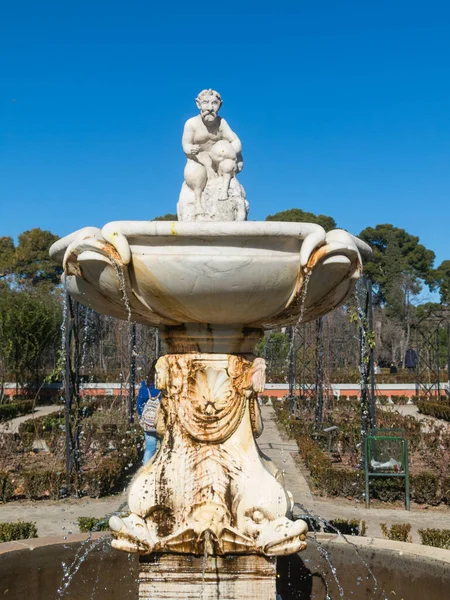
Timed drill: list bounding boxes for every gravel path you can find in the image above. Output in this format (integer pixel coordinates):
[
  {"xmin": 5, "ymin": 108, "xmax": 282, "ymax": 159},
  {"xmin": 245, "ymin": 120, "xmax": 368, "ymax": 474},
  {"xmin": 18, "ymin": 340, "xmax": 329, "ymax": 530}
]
[
  {"xmin": 380, "ymin": 403, "xmax": 450, "ymax": 431},
  {"xmin": 0, "ymin": 404, "xmax": 62, "ymax": 434}
]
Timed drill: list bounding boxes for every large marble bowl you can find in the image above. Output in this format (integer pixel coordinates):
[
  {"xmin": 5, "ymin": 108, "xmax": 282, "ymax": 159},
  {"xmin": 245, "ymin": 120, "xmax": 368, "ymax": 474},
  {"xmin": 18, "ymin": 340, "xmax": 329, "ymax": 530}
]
[{"xmin": 50, "ymin": 221, "xmax": 370, "ymax": 352}]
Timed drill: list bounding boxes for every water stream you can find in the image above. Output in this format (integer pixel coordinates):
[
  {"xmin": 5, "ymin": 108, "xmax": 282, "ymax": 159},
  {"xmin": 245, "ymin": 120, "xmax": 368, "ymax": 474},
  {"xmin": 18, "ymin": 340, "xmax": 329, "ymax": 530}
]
[
  {"xmin": 59, "ymin": 294, "xmax": 68, "ymax": 404},
  {"xmin": 56, "ymin": 500, "xmax": 130, "ymax": 597},
  {"xmin": 199, "ymin": 531, "xmax": 211, "ymax": 600},
  {"xmin": 80, "ymin": 306, "xmax": 92, "ymax": 386},
  {"xmin": 57, "ymin": 535, "xmax": 110, "ymax": 597},
  {"xmin": 111, "ymin": 259, "xmax": 132, "ymax": 324},
  {"xmin": 293, "ymin": 502, "xmax": 389, "ymax": 600}
]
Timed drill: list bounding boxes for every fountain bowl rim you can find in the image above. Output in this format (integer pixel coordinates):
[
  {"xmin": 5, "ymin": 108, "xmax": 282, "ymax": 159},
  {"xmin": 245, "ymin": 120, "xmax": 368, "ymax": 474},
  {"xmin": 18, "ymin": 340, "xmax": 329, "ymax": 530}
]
[{"xmin": 50, "ymin": 220, "xmax": 372, "ymax": 263}]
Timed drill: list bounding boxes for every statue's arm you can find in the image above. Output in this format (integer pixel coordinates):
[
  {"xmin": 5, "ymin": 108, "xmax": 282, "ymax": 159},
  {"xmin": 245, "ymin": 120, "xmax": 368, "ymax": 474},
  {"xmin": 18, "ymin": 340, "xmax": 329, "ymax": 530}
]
[
  {"xmin": 220, "ymin": 118, "xmax": 242, "ymax": 153},
  {"xmin": 182, "ymin": 119, "xmax": 200, "ymax": 157},
  {"xmin": 220, "ymin": 118, "xmax": 243, "ymax": 171}
]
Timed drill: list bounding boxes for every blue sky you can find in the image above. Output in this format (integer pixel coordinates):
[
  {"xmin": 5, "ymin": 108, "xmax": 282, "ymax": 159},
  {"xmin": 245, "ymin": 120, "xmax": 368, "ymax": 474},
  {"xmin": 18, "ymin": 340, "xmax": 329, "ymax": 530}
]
[{"xmin": 1, "ymin": 1, "xmax": 449, "ymax": 269}]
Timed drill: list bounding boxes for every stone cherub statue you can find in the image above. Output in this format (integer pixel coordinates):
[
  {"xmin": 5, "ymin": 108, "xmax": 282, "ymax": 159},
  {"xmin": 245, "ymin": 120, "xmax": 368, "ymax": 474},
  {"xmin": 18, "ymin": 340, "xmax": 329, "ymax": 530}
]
[{"xmin": 177, "ymin": 89, "xmax": 249, "ymax": 221}]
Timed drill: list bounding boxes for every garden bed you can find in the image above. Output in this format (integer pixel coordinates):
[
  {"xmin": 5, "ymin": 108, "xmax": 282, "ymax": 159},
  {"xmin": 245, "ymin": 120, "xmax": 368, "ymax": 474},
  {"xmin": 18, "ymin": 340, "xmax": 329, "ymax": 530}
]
[
  {"xmin": 0, "ymin": 398, "xmax": 143, "ymax": 502},
  {"xmin": 273, "ymin": 401, "xmax": 450, "ymax": 506}
]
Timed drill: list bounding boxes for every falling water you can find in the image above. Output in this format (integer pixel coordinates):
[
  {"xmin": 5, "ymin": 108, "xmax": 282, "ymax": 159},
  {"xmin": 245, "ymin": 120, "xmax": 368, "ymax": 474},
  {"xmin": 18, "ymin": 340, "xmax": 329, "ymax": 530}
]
[
  {"xmin": 57, "ymin": 535, "xmax": 110, "ymax": 597},
  {"xmin": 56, "ymin": 497, "xmax": 130, "ymax": 597},
  {"xmin": 296, "ymin": 269, "xmax": 312, "ymax": 328},
  {"xmin": 353, "ymin": 282, "xmax": 372, "ymax": 458},
  {"xmin": 287, "ymin": 270, "xmax": 312, "ymax": 403},
  {"xmin": 111, "ymin": 259, "xmax": 132, "ymax": 324},
  {"xmin": 308, "ymin": 534, "xmax": 345, "ymax": 598},
  {"xmin": 199, "ymin": 531, "xmax": 211, "ymax": 600},
  {"xmin": 294, "ymin": 502, "xmax": 389, "ymax": 600},
  {"xmin": 80, "ymin": 306, "xmax": 92, "ymax": 384},
  {"xmin": 59, "ymin": 294, "xmax": 68, "ymax": 404}
]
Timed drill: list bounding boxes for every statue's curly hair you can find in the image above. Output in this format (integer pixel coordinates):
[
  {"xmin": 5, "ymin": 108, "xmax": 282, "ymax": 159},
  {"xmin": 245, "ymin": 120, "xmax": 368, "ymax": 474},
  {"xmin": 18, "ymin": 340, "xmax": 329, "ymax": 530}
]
[{"xmin": 196, "ymin": 89, "xmax": 222, "ymax": 105}]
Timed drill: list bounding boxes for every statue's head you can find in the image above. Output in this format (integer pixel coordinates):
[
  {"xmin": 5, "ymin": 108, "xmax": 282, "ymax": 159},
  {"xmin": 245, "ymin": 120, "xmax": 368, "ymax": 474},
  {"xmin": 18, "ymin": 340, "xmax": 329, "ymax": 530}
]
[{"xmin": 196, "ymin": 89, "xmax": 222, "ymax": 123}]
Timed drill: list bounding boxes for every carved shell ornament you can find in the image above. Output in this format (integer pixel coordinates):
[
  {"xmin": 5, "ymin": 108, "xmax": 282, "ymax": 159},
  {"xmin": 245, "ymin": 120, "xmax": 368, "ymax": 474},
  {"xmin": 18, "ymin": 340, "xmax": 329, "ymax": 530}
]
[{"xmin": 182, "ymin": 365, "xmax": 246, "ymax": 443}]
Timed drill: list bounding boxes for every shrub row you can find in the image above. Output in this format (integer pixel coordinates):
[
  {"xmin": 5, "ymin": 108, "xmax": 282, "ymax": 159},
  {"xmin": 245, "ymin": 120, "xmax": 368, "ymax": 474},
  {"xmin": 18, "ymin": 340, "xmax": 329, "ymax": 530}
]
[
  {"xmin": 380, "ymin": 522, "xmax": 412, "ymax": 542},
  {"xmin": 417, "ymin": 401, "xmax": 450, "ymax": 422},
  {"xmin": 0, "ymin": 401, "xmax": 33, "ymax": 421},
  {"xmin": 0, "ymin": 521, "xmax": 38, "ymax": 542},
  {"xmin": 0, "ymin": 430, "xmax": 142, "ymax": 501},
  {"xmin": 418, "ymin": 528, "xmax": 450, "ymax": 550}
]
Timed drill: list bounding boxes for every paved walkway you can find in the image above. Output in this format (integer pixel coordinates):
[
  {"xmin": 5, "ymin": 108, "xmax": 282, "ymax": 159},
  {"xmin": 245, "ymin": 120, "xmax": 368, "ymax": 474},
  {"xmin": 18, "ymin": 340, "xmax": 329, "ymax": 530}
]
[
  {"xmin": 0, "ymin": 404, "xmax": 62, "ymax": 434},
  {"xmin": 1, "ymin": 404, "xmax": 449, "ymax": 542}
]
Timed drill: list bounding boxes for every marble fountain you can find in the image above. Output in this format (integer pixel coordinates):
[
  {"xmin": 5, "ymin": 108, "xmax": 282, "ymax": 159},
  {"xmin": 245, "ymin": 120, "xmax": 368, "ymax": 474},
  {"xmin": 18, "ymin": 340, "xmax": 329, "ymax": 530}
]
[{"xmin": 2, "ymin": 90, "xmax": 449, "ymax": 599}]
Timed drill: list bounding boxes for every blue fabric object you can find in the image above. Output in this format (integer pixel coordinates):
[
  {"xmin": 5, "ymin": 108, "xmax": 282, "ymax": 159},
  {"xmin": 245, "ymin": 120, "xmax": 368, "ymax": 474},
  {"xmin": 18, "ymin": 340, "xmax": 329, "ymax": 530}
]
[
  {"xmin": 148, "ymin": 383, "xmax": 161, "ymax": 399},
  {"xmin": 143, "ymin": 431, "xmax": 158, "ymax": 464},
  {"xmin": 136, "ymin": 380, "xmax": 149, "ymax": 418}
]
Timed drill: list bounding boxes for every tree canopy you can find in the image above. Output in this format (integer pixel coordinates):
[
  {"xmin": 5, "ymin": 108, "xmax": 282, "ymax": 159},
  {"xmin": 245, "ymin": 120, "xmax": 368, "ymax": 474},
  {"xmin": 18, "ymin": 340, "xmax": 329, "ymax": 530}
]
[
  {"xmin": 0, "ymin": 286, "xmax": 62, "ymax": 387},
  {"xmin": 435, "ymin": 260, "xmax": 450, "ymax": 305},
  {"xmin": 152, "ymin": 213, "xmax": 178, "ymax": 221},
  {"xmin": 359, "ymin": 224, "xmax": 435, "ymax": 314},
  {"xmin": 0, "ymin": 237, "xmax": 15, "ymax": 280},
  {"xmin": 0, "ymin": 228, "xmax": 62, "ymax": 288},
  {"xmin": 265, "ymin": 208, "xmax": 336, "ymax": 231}
]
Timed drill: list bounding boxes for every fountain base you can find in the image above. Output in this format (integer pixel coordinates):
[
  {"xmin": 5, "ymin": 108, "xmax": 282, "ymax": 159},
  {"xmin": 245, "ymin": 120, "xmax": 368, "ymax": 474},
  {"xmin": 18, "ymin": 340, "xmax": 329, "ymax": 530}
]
[
  {"xmin": 139, "ymin": 554, "xmax": 276, "ymax": 599},
  {"xmin": 111, "ymin": 353, "xmax": 307, "ymax": 557}
]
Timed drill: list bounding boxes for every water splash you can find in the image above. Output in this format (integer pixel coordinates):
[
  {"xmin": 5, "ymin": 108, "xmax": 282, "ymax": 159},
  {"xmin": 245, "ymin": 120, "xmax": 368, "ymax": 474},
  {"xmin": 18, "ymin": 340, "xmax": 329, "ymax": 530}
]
[
  {"xmin": 294, "ymin": 502, "xmax": 389, "ymax": 600},
  {"xmin": 57, "ymin": 535, "xmax": 109, "ymax": 597},
  {"xmin": 308, "ymin": 534, "xmax": 345, "ymax": 598}
]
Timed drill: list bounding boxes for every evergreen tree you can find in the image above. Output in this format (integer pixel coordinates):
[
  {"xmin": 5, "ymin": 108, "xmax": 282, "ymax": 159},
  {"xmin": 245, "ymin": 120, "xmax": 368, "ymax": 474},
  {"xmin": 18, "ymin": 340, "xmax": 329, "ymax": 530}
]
[{"xmin": 265, "ymin": 208, "xmax": 336, "ymax": 231}]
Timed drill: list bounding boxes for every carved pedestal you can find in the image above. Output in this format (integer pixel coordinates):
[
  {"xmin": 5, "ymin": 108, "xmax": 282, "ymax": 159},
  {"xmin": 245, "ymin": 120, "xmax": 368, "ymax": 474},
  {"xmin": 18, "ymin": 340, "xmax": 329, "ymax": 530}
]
[
  {"xmin": 110, "ymin": 353, "xmax": 307, "ymax": 598},
  {"xmin": 139, "ymin": 554, "xmax": 276, "ymax": 600}
]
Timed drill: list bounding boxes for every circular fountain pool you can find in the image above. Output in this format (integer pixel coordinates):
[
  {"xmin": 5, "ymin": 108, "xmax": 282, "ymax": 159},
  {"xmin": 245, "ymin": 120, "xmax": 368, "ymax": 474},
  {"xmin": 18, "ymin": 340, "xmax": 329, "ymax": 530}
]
[{"xmin": 1, "ymin": 533, "xmax": 449, "ymax": 599}]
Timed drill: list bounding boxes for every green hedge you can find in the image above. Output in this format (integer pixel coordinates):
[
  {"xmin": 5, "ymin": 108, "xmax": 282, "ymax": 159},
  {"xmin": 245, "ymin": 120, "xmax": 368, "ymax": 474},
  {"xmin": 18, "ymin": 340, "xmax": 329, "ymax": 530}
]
[
  {"xmin": 0, "ymin": 471, "xmax": 14, "ymax": 502},
  {"xmin": 380, "ymin": 522, "xmax": 411, "ymax": 542},
  {"xmin": 375, "ymin": 395, "xmax": 390, "ymax": 405},
  {"xmin": 391, "ymin": 395, "xmax": 410, "ymax": 405},
  {"xmin": 417, "ymin": 401, "xmax": 450, "ymax": 422},
  {"xmin": 0, "ymin": 401, "xmax": 33, "ymax": 421},
  {"xmin": 20, "ymin": 470, "xmax": 68, "ymax": 500},
  {"xmin": 0, "ymin": 521, "xmax": 37, "ymax": 542},
  {"xmin": 418, "ymin": 528, "xmax": 450, "ymax": 550},
  {"xmin": 442, "ymin": 476, "xmax": 450, "ymax": 506},
  {"xmin": 78, "ymin": 516, "xmax": 110, "ymax": 533},
  {"xmin": 411, "ymin": 472, "xmax": 440, "ymax": 505},
  {"xmin": 324, "ymin": 519, "xmax": 366, "ymax": 536}
]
